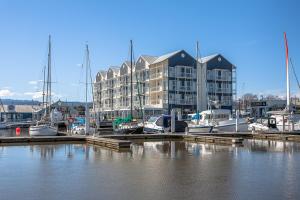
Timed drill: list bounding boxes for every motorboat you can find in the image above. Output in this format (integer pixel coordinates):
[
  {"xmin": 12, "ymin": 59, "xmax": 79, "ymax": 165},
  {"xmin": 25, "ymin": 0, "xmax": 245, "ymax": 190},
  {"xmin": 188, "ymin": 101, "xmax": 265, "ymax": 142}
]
[
  {"xmin": 114, "ymin": 122, "xmax": 144, "ymax": 134},
  {"xmin": 248, "ymin": 117, "xmax": 278, "ymax": 132},
  {"xmin": 187, "ymin": 109, "xmax": 248, "ymax": 133},
  {"xmin": 143, "ymin": 115, "xmax": 187, "ymax": 134},
  {"xmin": 248, "ymin": 111, "xmax": 300, "ymax": 132}
]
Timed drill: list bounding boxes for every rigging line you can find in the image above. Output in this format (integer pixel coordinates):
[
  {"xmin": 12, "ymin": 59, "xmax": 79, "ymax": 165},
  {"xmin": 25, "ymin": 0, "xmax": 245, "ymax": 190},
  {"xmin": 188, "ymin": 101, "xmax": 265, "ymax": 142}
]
[
  {"xmin": 290, "ymin": 58, "xmax": 300, "ymax": 91},
  {"xmin": 88, "ymin": 49, "xmax": 96, "ymax": 115}
]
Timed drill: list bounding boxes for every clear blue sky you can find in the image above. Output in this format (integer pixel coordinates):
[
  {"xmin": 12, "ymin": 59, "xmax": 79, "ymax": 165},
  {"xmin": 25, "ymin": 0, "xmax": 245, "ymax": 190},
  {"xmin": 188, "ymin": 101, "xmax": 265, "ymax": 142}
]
[{"xmin": 0, "ymin": 0, "xmax": 299, "ymax": 101}]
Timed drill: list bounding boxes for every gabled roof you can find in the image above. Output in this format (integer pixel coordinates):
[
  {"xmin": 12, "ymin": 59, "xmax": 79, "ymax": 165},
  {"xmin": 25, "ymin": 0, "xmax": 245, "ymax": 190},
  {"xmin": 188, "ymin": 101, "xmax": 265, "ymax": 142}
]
[
  {"xmin": 199, "ymin": 53, "xmax": 236, "ymax": 67},
  {"xmin": 151, "ymin": 50, "xmax": 182, "ymax": 64},
  {"xmin": 124, "ymin": 61, "xmax": 135, "ymax": 67},
  {"xmin": 199, "ymin": 54, "xmax": 219, "ymax": 63},
  {"xmin": 109, "ymin": 66, "xmax": 120, "ymax": 74},
  {"xmin": 140, "ymin": 55, "xmax": 158, "ymax": 64}
]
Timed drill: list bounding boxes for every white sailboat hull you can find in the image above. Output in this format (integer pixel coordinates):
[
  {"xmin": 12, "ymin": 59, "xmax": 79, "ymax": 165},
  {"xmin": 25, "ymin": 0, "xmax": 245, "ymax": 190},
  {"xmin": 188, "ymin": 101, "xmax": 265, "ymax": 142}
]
[
  {"xmin": 216, "ymin": 122, "xmax": 249, "ymax": 132},
  {"xmin": 188, "ymin": 125, "xmax": 213, "ymax": 133},
  {"xmin": 29, "ymin": 124, "xmax": 57, "ymax": 136}
]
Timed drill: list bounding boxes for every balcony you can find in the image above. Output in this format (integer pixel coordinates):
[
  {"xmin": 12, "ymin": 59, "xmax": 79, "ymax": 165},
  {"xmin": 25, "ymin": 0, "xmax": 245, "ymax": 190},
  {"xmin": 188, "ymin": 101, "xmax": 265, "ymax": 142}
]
[
  {"xmin": 150, "ymin": 86, "xmax": 163, "ymax": 92},
  {"xmin": 150, "ymin": 72, "xmax": 163, "ymax": 79},
  {"xmin": 177, "ymin": 72, "xmax": 193, "ymax": 78},
  {"xmin": 150, "ymin": 99, "xmax": 163, "ymax": 105}
]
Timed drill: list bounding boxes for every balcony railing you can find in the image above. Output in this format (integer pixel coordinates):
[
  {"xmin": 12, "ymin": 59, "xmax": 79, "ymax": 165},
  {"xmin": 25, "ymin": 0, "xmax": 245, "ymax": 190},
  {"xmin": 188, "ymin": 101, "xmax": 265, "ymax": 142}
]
[
  {"xmin": 150, "ymin": 72, "xmax": 163, "ymax": 79},
  {"xmin": 208, "ymin": 88, "xmax": 232, "ymax": 93},
  {"xmin": 150, "ymin": 86, "xmax": 163, "ymax": 92}
]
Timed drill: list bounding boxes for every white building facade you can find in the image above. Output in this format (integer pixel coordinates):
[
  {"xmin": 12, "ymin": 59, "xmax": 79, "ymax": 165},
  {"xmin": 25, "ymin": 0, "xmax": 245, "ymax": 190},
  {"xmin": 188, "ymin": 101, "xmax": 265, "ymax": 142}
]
[{"xmin": 94, "ymin": 50, "xmax": 236, "ymax": 120}]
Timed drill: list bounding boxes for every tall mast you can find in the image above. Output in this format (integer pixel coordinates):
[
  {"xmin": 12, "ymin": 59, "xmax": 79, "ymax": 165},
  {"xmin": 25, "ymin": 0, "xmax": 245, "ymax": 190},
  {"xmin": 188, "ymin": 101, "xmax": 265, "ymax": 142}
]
[
  {"xmin": 42, "ymin": 65, "xmax": 46, "ymax": 109},
  {"xmin": 46, "ymin": 35, "xmax": 52, "ymax": 116},
  {"xmin": 196, "ymin": 41, "xmax": 200, "ymax": 112},
  {"xmin": 130, "ymin": 40, "xmax": 133, "ymax": 118},
  {"xmin": 284, "ymin": 32, "xmax": 290, "ymax": 111},
  {"xmin": 85, "ymin": 43, "xmax": 90, "ymax": 134}
]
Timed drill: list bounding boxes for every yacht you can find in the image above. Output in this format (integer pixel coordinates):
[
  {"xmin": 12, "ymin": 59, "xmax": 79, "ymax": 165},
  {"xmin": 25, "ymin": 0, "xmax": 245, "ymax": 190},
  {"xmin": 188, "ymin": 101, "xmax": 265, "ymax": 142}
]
[
  {"xmin": 29, "ymin": 35, "xmax": 57, "ymax": 136},
  {"xmin": 188, "ymin": 109, "xmax": 248, "ymax": 133},
  {"xmin": 143, "ymin": 115, "xmax": 187, "ymax": 134}
]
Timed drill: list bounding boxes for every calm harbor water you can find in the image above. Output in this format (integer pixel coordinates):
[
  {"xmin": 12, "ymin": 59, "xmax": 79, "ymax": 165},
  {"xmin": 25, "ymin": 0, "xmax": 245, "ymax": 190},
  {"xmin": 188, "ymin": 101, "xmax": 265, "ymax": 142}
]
[
  {"xmin": 0, "ymin": 140, "xmax": 300, "ymax": 200},
  {"xmin": 0, "ymin": 128, "xmax": 29, "ymax": 137}
]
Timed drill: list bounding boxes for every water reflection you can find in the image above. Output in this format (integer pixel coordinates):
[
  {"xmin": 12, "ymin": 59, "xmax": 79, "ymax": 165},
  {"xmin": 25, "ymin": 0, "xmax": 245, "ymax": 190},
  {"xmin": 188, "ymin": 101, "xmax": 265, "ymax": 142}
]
[
  {"xmin": 1, "ymin": 141, "xmax": 300, "ymax": 200},
  {"xmin": 246, "ymin": 139, "xmax": 300, "ymax": 153}
]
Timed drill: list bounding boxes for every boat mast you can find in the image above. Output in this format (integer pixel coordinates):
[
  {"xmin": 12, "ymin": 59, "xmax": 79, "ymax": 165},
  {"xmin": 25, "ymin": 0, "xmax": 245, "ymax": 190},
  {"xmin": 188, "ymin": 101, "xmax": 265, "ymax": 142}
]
[
  {"xmin": 284, "ymin": 32, "xmax": 290, "ymax": 111},
  {"xmin": 85, "ymin": 43, "xmax": 90, "ymax": 135},
  {"xmin": 196, "ymin": 41, "xmax": 200, "ymax": 112},
  {"xmin": 42, "ymin": 65, "xmax": 46, "ymax": 109},
  {"xmin": 46, "ymin": 35, "xmax": 52, "ymax": 117},
  {"xmin": 130, "ymin": 40, "xmax": 133, "ymax": 118}
]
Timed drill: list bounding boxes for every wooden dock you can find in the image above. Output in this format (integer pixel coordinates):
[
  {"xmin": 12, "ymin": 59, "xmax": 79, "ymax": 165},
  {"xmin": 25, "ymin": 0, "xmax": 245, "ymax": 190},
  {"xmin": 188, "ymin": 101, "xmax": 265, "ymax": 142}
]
[
  {"xmin": 1, "ymin": 132, "xmax": 300, "ymax": 150},
  {"xmin": 183, "ymin": 135, "xmax": 244, "ymax": 145},
  {"xmin": 86, "ymin": 137, "xmax": 131, "ymax": 150},
  {"xmin": 100, "ymin": 134, "xmax": 183, "ymax": 140},
  {"xmin": 253, "ymin": 133, "xmax": 300, "ymax": 142},
  {"xmin": 0, "ymin": 136, "xmax": 86, "ymax": 144}
]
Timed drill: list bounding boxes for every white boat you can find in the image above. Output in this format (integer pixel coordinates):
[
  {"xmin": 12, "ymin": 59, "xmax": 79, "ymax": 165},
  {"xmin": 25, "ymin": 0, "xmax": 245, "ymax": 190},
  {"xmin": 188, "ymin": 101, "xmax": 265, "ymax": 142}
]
[
  {"xmin": 188, "ymin": 109, "xmax": 248, "ymax": 133},
  {"xmin": 215, "ymin": 118, "xmax": 249, "ymax": 132},
  {"xmin": 188, "ymin": 124, "xmax": 213, "ymax": 133},
  {"xmin": 29, "ymin": 123, "xmax": 57, "ymax": 136},
  {"xmin": 248, "ymin": 33, "xmax": 300, "ymax": 133},
  {"xmin": 29, "ymin": 35, "xmax": 58, "ymax": 136},
  {"xmin": 144, "ymin": 115, "xmax": 187, "ymax": 134}
]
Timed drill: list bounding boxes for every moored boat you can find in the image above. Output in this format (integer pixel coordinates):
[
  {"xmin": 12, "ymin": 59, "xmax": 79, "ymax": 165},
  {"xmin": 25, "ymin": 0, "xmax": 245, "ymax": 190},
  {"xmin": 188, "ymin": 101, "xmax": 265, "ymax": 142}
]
[
  {"xmin": 29, "ymin": 123, "xmax": 57, "ymax": 136},
  {"xmin": 143, "ymin": 115, "xmax": 187, "ymax": 134},
  {"xmin": 29, "ymin": 35, "xmax": 58, "ymax": 136}
]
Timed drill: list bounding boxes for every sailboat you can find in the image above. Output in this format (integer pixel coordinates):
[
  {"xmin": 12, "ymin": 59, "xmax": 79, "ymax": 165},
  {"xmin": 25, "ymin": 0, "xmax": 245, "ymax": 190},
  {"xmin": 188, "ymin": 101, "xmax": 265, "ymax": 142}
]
[
  {"xmin": 187, "ymin": 41, "xmax": 214, "ymax": 133},
  {"xmin": 113, "ymin": 40, "xmax": 143, "ymax": 134},
  {"xmin": 29, "ymin": 35, "xmax": 58, "ymax": 136},
  {"xmin": 249, "ymin": 32, "xmax": 300, "ymax": 132},
  {"xmin": 71, "ymin": 44, "xmax": 96, "ymax": 135}
]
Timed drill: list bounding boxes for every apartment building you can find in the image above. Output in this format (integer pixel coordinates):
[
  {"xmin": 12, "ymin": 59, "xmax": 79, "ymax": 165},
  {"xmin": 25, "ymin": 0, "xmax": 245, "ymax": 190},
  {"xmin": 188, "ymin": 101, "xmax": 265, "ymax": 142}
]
[
  {"xmin": 201, "ymin": 54, "xmax": 236, "ymax": 110},
  {"xmin": 94, "ymin": 50, "xmax": 236, "ymax": 119}
]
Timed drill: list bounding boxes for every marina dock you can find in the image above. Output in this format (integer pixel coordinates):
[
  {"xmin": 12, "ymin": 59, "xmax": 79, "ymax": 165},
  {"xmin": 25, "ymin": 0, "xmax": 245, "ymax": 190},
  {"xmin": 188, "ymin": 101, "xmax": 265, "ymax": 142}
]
[{"xmin": 2, "ymin": 132, "xmax": 300, "ymax": 150}]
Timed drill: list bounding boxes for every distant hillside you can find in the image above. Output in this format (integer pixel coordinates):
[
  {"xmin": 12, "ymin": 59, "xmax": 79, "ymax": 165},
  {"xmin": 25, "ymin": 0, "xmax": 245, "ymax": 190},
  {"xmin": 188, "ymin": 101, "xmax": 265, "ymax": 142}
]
[{"xmin": 0, "ymin": 99, "xmax": 41, "ymax": 105}]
